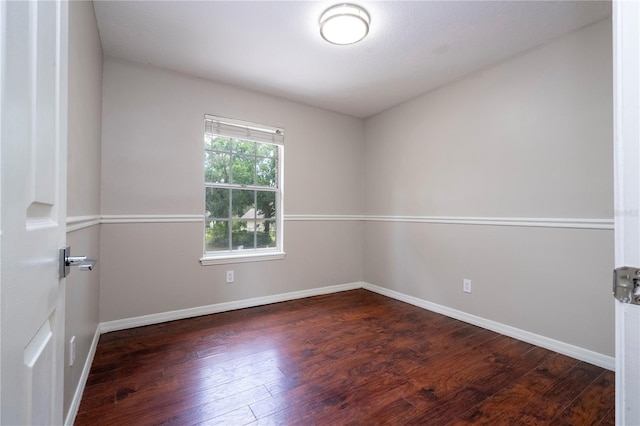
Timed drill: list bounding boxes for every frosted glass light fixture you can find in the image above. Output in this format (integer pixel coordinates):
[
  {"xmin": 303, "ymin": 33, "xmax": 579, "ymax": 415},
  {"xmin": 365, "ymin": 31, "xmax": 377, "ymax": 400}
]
[{"xmin": 320, "ymin": 4, "xmax": 370, "ymax": 45}]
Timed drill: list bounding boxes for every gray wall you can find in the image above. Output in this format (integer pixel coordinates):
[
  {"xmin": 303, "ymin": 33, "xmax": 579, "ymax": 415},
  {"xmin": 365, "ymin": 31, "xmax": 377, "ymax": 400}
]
[
  {"xmin": 363, "ymin": 19, "xmax": 614, "ymax": 356},
  {"xmin": 64, "ymin": 0, "xmax": 102, "ymax": 419},
  {"xmin": 99, "ymin": 58, "xmax": 364, "ymax": 321},
  {"xmin": 95, "ymin": 15, "xmax": 614, "ymax": 364}
]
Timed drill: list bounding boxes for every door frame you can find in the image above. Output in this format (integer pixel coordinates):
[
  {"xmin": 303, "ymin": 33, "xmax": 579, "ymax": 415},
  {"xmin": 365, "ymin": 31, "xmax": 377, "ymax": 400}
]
[{"xmin": 613, "ymin": 0, "xmax": 640, "ymax": 423}]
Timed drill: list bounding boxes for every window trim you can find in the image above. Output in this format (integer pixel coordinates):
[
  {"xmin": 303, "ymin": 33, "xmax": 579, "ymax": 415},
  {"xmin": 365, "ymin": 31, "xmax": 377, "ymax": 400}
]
[
  {"xmin": 201, "ymin": 115, "xmax": 284, "ymax": 265},
  {"xmin": 200, "ymin": 251, "xmax": 286, "ymax": 266}
]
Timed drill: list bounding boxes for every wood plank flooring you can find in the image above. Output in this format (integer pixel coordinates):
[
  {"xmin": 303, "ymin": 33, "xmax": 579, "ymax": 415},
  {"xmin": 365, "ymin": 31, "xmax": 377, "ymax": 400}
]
[{"xmin": 75, "ymin": 289, "xmax": 614, "ymax": 425}]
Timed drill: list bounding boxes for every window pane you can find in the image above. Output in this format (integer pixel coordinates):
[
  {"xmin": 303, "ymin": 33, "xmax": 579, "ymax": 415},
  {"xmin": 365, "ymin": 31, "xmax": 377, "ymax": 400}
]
[
  {"xmin": 257, "ymin": 220, "xmax": 276, "ymax": 249},
  {"xmin": 205, "ymin": 188, "xmax": 229, "ymax": 219},
  {"xmin": 205, "ymin": 151, "xmax": 230, "ymax": 183},
  {"xmin": 256, "ymin": 157, "xmax": 277, "ymax": 187},
  {"xmin": 205, "ymin": 220, "xmax": 230, "ymax": 252},
  {"xmin": 257, "ymin": 144, "xmax": 277, "ymax": 158},
  {"xmin": 231, "ymin": 154, "xmax": 255, "ymax": 185},
  {"xmin": 256, "ymin": 191, "xmax": 276, "ymax": 219},
  {"xmin": 206, "ymin": 136, "xmax": 232, "ymax": 152},
  {"xmin": 232, "ymin": 140, "xmax": 255, "ymax": 154},
  {"xmin": 231, "ymin": 189, "xmax": 255, "ymax": 219},
  {"xmin": 232, "ymin": 220, "xmax": 256, "ymax": 250}
]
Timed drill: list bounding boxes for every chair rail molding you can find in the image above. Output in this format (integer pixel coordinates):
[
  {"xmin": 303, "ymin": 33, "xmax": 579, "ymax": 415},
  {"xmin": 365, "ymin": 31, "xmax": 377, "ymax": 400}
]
[
  {"xmin": 68, "ymin": 214, "xmax": 613, "ymax": 230},
  {"xmin": 66, "ymin": 215, "xmax": 101, "ymax": 232},
  {"xmin": 100, "ymin": 214, "xmax": 205, "ymax": 224},
  {"xmin": 363, "ymin": 215, "xmax": 614, "ymax": 230}
]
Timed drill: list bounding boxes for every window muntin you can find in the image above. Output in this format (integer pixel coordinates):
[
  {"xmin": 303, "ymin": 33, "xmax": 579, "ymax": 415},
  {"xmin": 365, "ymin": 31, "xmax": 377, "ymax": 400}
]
[{"xmin": 203, "ymin": 116, "xmax": 283, "ymax": 258}]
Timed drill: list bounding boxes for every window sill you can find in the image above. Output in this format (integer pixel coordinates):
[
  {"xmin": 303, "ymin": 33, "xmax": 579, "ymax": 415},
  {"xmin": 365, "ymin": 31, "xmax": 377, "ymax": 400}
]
[{"xmin": 200, "ymin": 251, "xmax": 286, "ymax": 266}]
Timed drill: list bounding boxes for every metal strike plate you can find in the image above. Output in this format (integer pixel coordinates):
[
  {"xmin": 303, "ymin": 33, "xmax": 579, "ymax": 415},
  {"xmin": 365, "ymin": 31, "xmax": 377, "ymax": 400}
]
[{"xmin": 613, "ymin": 267, "xmax": 640, "ymax": 305}]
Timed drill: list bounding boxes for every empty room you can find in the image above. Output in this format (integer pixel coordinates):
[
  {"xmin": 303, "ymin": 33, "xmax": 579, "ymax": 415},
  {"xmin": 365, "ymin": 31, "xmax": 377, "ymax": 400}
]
[{"xmin": 2, "ymin": 0, "xmax": 639, "ymax": 425}]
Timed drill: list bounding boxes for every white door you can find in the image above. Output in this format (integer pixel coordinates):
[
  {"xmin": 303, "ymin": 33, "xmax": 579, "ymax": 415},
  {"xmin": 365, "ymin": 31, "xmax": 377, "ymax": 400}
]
[
  {"xmin": 613, "ymin": 1, "xmax": 640, "ymax": 424},
  {"xmin": 0, "ymin": 0, "xmax": 68, "ymax": 424}
]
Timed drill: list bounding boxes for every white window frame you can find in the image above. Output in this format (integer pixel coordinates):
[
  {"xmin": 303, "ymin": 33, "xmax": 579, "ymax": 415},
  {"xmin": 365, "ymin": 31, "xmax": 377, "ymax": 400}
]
[{"xmin": 200, "ymin": 115, "xmax": 285, "ymax": 266}]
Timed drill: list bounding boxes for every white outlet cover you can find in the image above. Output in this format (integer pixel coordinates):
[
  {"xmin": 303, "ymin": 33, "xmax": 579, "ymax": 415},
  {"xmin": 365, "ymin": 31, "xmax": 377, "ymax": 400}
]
[
  {"xmin": 226, "ymin": 270, "xmax": 234, "ymax": 283},
  {"xmin": 463, "ymin": 279, "xmax": 472, "ymax": 293}
]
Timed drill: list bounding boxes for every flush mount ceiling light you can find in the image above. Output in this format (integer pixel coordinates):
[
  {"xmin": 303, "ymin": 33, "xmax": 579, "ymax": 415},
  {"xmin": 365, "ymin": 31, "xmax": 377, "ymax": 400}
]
[{"xmin": 320, "ymin": 3, "xmax": 370, "ymax": 45}]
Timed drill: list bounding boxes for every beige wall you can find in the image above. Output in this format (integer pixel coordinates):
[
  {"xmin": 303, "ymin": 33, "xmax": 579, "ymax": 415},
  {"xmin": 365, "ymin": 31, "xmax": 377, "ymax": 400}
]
[
  {"xmin": 64, "ymin": 0, "xmax": 103, "ymax": 419},
  {"xmin": 363, "ymin": 19, "xmax": 614, "ymax": 356},
  {"xmin": 99, "ymin": 58, "xmax": 364, "ymax": 321}
]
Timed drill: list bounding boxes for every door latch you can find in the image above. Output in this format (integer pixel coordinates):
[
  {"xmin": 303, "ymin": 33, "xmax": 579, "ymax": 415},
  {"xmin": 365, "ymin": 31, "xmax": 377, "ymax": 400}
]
[{"xmin": 613, "ymin": 267, "xmax": 640, "ymax": 305}]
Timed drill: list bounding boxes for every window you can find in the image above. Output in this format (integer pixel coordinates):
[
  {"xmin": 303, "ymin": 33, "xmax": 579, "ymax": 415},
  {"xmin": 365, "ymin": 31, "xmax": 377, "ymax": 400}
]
[{"xmin": 201, "ymin": 115, "xmax": 284, "ymax": 265}]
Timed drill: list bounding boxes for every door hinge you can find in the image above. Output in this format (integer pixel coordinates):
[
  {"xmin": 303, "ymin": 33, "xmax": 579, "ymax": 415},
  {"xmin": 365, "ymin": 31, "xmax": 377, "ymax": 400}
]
[{"xmin": 613, "ymin": 267, "xmax": 640, "ymax": 305}]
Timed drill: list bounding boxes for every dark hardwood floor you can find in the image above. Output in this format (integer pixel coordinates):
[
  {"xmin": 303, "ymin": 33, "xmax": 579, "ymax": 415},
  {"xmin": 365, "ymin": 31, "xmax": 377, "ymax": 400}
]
[{"xmin": 75, "ymin": 289, "xmax": 614, "ymax": 425}]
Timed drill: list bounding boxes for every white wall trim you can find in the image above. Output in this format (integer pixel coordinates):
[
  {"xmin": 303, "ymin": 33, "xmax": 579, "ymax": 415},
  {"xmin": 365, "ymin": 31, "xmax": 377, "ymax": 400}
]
[
  {"xmin": 363, "ymin": 215, "xmax": 614, "ymax": 230},
  {"xmin": 101, "ymin": 214, "xmax": 204, "ymax": 224},
  {"xmin": 66, "ymin": 215, "xmax": 101, "ymax": 232},
  {"xmin": 362, "ymin": 282, "xmax": 615, "ymax": 371},
  {"xmin": 99, "ymin": 282, "xmax": 363, "ymax": 333},
  {"xmin": 200, "ymin": 251, "xmax": 286, "ymax": 266},
  {"xmin": 64, "ymin": 326, "xmax": 101, "ymax": 426},
  {"xmin": 285, "ymin": 214, "xmax": 363, "ymax": 221},
  {"xmin": 67, "ymin": 214, "xmax": 613, "ymax": 230}
]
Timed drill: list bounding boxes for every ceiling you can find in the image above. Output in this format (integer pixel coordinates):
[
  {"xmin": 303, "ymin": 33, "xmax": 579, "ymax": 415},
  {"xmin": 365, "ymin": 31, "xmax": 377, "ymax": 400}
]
[{"xmin": 94, "ymin": 1, "xmax": 611, "ymax": 118}]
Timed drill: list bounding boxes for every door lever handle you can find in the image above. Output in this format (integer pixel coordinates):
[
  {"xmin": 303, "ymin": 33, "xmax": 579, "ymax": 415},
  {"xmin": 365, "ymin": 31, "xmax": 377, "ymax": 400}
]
[
  {"xmin": 59, "ymin": 247, "xmax": 98, "ymax": 278},
  {"xmin": 67, "ymin": 256, "xmax": 97, "ymax": 271}
]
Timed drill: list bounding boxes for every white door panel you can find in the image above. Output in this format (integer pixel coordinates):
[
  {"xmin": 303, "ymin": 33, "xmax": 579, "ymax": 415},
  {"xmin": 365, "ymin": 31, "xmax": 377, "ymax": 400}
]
[
  {"xmin": 1, "ymin": 0, "xmax": 68, "ymax": 424},
  {"xmin": 24, "ymin": 319, "xmax": 55, "ymax": 426}
]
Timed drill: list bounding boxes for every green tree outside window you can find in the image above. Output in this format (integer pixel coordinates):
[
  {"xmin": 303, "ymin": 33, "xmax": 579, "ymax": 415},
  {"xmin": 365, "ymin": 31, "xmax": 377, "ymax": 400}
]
[{"xmin": 204, "ymin": 136, "xmax": 279, "ymax": 253}]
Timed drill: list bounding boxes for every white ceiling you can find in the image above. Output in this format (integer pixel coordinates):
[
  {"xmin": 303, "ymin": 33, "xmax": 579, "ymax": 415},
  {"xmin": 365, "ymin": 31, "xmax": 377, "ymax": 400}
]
[{"xmin": 94, "ymin": 1, "xmax": 611, "ymax": 118}]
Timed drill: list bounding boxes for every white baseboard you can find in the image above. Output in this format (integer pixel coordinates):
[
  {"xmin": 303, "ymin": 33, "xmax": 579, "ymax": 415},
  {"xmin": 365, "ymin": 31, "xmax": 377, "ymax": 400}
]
[
  {"xmin": 361, "ymin": 282, "xmax": 615, "ymax": 371},
  {"xmin": 64, "ymin": 326, "xmax": 101, "ymax": 426},
  {"xmin": 99, "ymin": 280, "xmax": 614, "ymax": 370},
  {"xmin": 100, "ymin": 282, "xmax": 363, "ymax": 333}
]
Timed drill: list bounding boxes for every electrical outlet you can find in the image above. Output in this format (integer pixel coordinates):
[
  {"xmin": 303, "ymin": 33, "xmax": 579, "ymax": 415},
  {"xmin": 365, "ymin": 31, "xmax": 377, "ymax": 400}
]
[
  {"xmin": 463, "ymin": 279, "xmax": 472, "ymax": 293},
  {"xmin": 226, "ymin": 270, "xmax": 234, "ymax": 283},
  {"xmin": 69, "ymin": 336, "xmax": 76, "ymax": 367}
]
